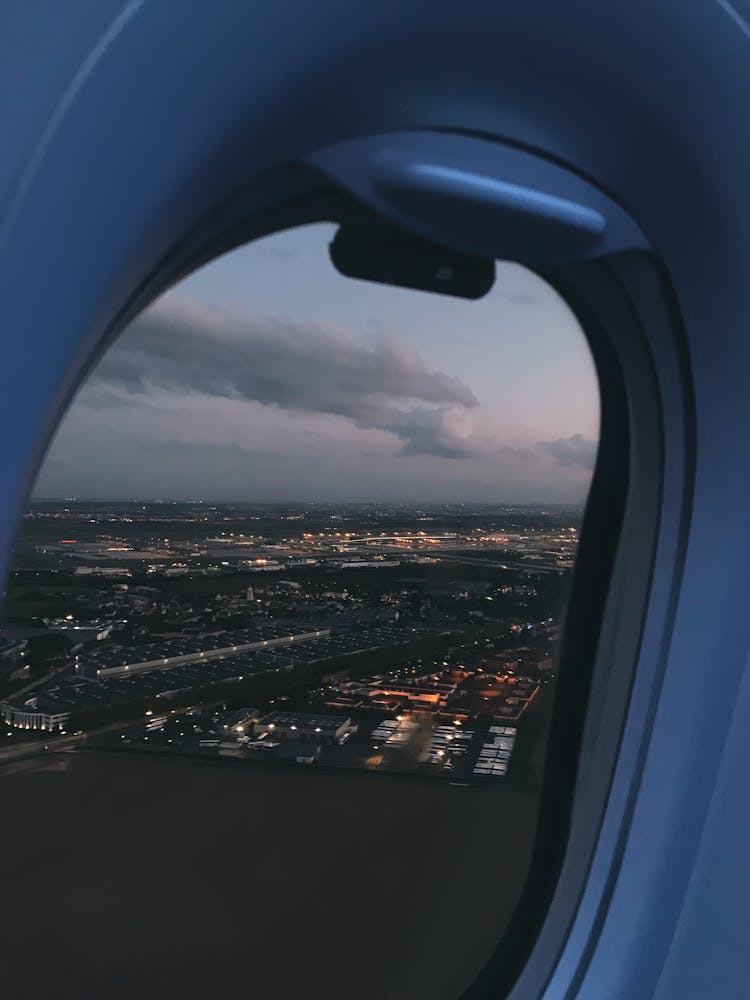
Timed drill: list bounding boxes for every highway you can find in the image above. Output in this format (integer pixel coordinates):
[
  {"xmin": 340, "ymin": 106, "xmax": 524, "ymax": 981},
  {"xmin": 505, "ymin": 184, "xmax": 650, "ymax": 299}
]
[{"xmin": 427, "ymin": 553, "xmax": 567, "ymax": 574}]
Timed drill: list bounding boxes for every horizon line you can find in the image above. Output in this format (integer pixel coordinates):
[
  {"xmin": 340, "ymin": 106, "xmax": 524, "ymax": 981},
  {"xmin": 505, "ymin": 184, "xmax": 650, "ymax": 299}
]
[{"xmin": 29, "ymin": 496, "xmax": 585, "ymax": 508}]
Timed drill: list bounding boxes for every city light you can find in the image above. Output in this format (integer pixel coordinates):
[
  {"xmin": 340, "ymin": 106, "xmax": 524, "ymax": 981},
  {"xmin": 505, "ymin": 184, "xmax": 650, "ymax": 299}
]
[{"xmin": 3, "ymin": 499, "xmax": 565, "ymax": 792}]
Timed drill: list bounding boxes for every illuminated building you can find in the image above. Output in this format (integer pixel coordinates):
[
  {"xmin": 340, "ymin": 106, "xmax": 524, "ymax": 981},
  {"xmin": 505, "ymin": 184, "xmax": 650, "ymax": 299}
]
[
  {"xmin": 1, "ymin": 695, "xmax": 70, "ymax": 732},
  {"xmin": 254, "ymin": 711, "xmax": 354, "ymax": 744}
]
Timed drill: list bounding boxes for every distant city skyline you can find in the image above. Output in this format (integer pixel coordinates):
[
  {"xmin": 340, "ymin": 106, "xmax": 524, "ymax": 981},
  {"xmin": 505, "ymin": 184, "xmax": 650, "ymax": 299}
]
[
  {"xmin": 34, "ymin": 223, "xmax": 599, "ymax": 504},
  {"xmin": 29, "ymin": 498, "xmax": 586, "ymax": 509}
]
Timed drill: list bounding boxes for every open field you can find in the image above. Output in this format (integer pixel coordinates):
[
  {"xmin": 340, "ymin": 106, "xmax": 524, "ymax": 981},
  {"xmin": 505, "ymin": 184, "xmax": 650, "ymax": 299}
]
[{"xmin": 0, "ymin": 751, "xmax": 538, "ymax": 1000}]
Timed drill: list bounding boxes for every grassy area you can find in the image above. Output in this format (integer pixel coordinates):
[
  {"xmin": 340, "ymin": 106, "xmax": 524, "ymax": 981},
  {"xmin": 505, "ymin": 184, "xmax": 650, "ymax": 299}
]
[
  {"xmin": 3, "ymin": 600, "xmax": 77, "ymax": 621},
  {"xmin": 0, "ymin": 751, "xmax": 539, "ymax": 1000},
  {"xmin": 157, "ymin": 562, "xmax": 520, "ymax": 603}
]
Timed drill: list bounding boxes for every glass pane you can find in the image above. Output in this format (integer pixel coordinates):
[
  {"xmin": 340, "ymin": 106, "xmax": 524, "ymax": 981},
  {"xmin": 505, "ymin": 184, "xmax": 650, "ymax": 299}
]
[{"xmin": 1, "ymin": 223, "xmax": 599, "ymax": 1000}]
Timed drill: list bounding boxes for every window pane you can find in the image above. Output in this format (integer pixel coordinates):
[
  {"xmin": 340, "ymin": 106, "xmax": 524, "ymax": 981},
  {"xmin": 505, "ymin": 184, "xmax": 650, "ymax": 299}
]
[{"xmin": 1, "ymin": 223, "xmax": 599, "ymax": 1000}]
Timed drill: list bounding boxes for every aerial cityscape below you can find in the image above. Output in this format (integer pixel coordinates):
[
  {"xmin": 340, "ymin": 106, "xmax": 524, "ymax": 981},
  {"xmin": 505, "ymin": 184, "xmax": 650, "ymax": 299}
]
[
  {"xmin": 1, "ymin": 499, "xmax": 578, "ymax": 788},
  {"xmin": 1, "ymin": 498, "xmax": 584, "ymax": 997}
]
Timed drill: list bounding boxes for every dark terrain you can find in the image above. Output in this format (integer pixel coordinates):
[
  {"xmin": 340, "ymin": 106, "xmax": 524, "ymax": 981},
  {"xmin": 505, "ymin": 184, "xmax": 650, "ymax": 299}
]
[{"xmin": 1, "ymin": 751, "xmax": 538, "ymax": 1000}]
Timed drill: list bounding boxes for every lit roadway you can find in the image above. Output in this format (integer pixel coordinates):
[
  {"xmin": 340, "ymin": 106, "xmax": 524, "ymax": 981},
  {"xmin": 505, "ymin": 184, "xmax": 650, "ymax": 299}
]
[
  {"xmin": 316, "ymin": 539, "xmax": 569, "ymax": 573},
  {"xmin": 0, "ymin": 721, "xmax": 125, "ymax": 764},
  {"xmin": 0, "ymin": 696, "xmax": 230, "ymax": 765},
  {"xmin": 366, "ymin": 545, "xmax": 567, "ymax": 573},
  {"xmin": 426, "ymin": 553, "xmax": 567, "ymax": 574}
]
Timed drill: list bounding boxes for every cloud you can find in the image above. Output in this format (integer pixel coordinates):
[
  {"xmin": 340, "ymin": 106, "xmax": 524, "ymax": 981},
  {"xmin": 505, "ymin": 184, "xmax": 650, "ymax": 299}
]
[
  {"xmin": 383, "ymin": 407, "xmax": 533, "ymax": 461},
  {"xmin": 540, "ymin": 434, "xmax": 598, "ymax": 469},
  {"xmin": 89, "ymin": 294, "xmax": 480, "ymax": 458},
  {"xmin": 139, "ymin": 439, "xmax": 285, "ymax": 462},
  {"xmin": 389, "ymin": 407, "xmax": 480, "ymax": 459}
]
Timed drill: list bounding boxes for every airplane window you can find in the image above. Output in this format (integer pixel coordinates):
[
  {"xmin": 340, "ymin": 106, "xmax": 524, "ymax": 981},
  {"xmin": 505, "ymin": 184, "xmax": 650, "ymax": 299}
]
[{"xmin": 0, "ymin": 222, "xmax": 599, "ymax": 999}]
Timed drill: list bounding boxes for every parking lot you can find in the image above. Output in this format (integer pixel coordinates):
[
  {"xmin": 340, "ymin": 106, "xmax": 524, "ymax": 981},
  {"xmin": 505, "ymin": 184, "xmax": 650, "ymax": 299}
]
[
  {"xmin": 17, "ymin": 625, "xmax": 438, "ymax": 725},
  {"xmin": 283, "ymin": 624, "xmax": 432, "ymax": 665},
  {"xmin": 40, "ymin": 652, "xmax": 271, "ymax": 717},
  {"xmin": 101, "ymin": 707, "xmax": 518, "ymax": 784}
]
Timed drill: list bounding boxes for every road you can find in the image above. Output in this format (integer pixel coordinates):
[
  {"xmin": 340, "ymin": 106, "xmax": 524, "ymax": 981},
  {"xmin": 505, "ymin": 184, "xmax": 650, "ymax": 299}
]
[
  {"xmin": 0, "ymin": 697, "xmax": 227, "ymax": 764},
  {"xmin": 428, "ymin": 552, "xmax": 566, "ymax": 573}
]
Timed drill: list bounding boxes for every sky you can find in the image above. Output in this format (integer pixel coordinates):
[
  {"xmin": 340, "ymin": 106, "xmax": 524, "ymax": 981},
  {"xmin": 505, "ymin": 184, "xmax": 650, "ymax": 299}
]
[{"xmin": 34, "ymin": 223, "xmax": 599, "ymax": 504}]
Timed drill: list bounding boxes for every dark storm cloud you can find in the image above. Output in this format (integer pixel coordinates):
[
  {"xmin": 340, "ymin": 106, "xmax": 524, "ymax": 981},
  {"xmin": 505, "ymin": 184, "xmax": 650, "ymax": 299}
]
[
  {"xmin": 386, "ymin": 408, "xmax": 533, "ymax": 461},
  {"xmin": 540, "ymin": 434, "xmax": 598, "ymax": 469},
  {"xmin": 390, "ymin": 408, "xmax": 479, "ymax": 459},
  {"xmin": 91, "ymin": 295, "xmax": 479, "ymax": 457}
]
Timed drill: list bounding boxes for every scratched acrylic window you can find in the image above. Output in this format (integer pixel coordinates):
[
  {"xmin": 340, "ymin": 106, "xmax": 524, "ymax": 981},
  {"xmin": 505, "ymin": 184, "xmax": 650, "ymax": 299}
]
[{"xmin": 1, "ymin": 223, "xmax": 599, "ymax": 1000}]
